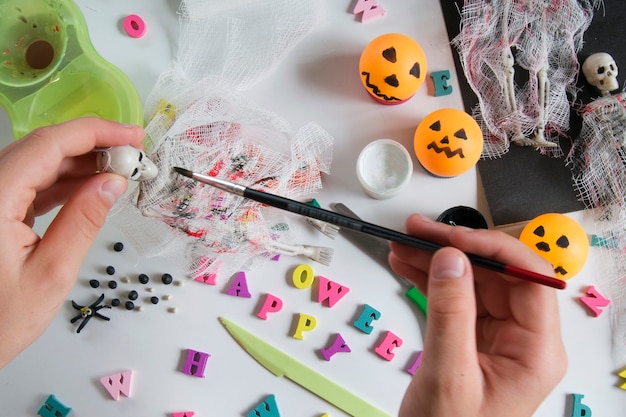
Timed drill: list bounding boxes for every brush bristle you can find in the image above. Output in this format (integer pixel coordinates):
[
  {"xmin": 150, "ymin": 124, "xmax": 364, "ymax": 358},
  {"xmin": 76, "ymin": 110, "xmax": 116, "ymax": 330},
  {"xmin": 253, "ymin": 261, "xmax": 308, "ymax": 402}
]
[{"xmin": 173, "ymin": 167, "xmax": 193, "ymax": 178}]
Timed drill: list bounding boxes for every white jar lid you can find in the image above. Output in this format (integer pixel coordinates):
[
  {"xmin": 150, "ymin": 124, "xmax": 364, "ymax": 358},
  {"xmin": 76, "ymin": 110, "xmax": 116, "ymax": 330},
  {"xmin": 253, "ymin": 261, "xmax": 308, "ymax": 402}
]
[{"xmin": 356, "ymin": 139, "xmax": 413, "ymax": 199}]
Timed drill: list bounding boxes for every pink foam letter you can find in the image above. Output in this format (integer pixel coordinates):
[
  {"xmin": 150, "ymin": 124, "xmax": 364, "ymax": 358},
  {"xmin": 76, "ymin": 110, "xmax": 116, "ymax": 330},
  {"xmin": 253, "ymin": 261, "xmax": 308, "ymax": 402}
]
[
  {"xmin": 100, "ymin": 370, "xmax": 133, "ymax": 400},
  {"xmin": 317, "ymin": 276, "xmax": 350, "ymax": 308},
  {"xmin": 257, "ymin": 293, "xmax": 284, "ymax": 320},
  {"xmin": 194, "ymin": 257, "xmax": 217, "ymax": 285},
  {"xmin": 580, "ymin": 285, "xmax": 610, "ymax": 317},
  {"xmin": 374, "ymin": 331, "xmax": 403, "ymax": 361},
  {"xmin": 353, "ymin": 0, "xmax": 386, "ymax": 22}
]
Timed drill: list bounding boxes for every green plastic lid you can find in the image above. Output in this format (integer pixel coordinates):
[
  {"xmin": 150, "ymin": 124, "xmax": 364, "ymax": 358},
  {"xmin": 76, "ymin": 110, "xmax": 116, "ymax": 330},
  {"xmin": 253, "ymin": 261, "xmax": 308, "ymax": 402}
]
[{"xmin": 0, "ymin": 0, "xmax": 143, "ymax": 138}]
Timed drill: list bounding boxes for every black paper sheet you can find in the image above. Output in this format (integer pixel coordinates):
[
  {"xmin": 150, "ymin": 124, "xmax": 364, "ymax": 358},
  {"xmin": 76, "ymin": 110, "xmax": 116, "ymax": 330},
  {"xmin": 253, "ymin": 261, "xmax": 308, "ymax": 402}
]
[{"xmin": 439, "ymin": 0, "xmax": 625, "ymax": 225}]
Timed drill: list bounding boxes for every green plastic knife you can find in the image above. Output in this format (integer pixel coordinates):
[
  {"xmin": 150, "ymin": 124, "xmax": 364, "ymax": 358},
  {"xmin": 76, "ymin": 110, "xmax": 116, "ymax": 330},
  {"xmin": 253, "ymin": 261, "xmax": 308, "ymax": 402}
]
[{"xmin": 219, "ymin": 317, "xmax": 391, "ymax": 417}]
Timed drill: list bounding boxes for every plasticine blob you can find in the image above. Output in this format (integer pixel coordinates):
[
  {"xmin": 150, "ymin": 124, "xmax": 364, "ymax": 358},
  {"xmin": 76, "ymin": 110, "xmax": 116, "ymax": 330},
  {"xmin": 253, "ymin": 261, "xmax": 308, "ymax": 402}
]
[
  {"xmin": 359, "ymin": 33, "xmax": 427, "ymax": 105},
  {"xmin": 413, "ymin": 108, "xmax": 483, "ymax": 177},
  {"xmin": 518, "ymin": 213, "xmax": 589, "ymax": 280},
  {"xmin": 0, "ymin": 0, "xmax": 143, "ymax": 139}
]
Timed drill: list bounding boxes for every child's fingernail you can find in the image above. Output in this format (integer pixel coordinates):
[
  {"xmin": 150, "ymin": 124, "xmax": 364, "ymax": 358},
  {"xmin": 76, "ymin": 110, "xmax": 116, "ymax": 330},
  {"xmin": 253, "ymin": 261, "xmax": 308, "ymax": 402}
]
[
  {"xmin": 101, "ymin": 177, "xmax": 127, "ymax": 204},
  {"xmin": 432, "ymin": 251, "xmax": 465, "ymax": 280}
]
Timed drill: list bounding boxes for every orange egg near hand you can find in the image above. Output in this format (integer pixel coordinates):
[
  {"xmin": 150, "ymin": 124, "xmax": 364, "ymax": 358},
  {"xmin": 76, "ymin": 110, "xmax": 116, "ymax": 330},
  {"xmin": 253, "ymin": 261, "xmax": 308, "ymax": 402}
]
[
  {"xmin": 413, "ymin": 108, "xmax": 483, "ymax": 177},
  {"xmin": 359, "ymin": 33, "xmax": 427, "ymax": 104},
  {"xmin": 519, "ymin": 213, "xmax": 589, "ymax": 280}
]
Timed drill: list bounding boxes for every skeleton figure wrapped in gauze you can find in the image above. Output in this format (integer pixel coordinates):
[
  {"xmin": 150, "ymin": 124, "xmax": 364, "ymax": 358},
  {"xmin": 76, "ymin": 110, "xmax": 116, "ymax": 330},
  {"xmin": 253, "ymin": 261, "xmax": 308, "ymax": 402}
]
[
  {"xmin": 113, "ymin": 0, "xmax": 333, "ymax": 282},
  {"xmin": 570, "ymin": 52, "xmax": 626, "ymax": 364},
  {"xmin": 452, "ymin": 0, "xmax": 600, "ymax": 157}
]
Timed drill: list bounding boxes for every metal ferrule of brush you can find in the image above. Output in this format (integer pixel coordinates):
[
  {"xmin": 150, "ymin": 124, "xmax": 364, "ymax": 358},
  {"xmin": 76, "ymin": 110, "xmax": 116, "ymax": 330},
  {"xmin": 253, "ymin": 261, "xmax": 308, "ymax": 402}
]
[{"xmin": 180, "ymin": 168, "xmax": 246, "ymax": 196}]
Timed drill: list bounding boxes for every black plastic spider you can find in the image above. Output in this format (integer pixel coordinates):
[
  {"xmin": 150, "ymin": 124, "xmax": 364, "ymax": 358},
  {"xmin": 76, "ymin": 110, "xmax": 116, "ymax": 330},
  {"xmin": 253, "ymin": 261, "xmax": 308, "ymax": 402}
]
[{"xmin": 70, "ymin": 293, "xmax": 111, "ymax": 333}]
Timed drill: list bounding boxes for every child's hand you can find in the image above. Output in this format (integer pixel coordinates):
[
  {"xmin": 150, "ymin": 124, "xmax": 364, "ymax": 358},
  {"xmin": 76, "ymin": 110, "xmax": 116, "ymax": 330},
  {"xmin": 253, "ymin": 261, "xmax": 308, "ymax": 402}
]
[
  {"xmin": 390, "ymin": 214, "xmax": 567, "ymax": 417},
  {"xmin": 0, "ymin": 118, "xmax": 144, "ymax": 368}
]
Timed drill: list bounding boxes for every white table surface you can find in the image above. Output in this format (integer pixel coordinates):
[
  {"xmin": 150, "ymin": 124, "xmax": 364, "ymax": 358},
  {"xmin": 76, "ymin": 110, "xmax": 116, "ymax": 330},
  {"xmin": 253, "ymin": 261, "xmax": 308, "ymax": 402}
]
[{"xmin": 0, "ymin": 1, "xmax": 624, "ymax": 416}]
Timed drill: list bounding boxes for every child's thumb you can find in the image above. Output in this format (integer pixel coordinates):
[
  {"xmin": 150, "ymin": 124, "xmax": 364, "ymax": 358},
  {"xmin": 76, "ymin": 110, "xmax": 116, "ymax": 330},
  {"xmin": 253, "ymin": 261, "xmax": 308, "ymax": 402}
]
[
  {"xmin": 34, "ymin": 174, "xmax": 127, "ymax": 290},
  {"xmin": 422, "ymin": 247, "xmax": 477, "ymax": 369}
]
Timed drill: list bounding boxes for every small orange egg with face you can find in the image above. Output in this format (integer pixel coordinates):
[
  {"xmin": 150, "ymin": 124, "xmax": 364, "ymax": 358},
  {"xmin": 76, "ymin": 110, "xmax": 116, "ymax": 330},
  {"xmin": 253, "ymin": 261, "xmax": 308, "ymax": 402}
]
[
  {"xmin": 519, "ymin": 213, "xmax": 589, "ymax": 280},
  {"xmin": 413, "ymin": 108, "xmax": 483, "ymax": 177},
  {"xmin": 359, "ymin": 33, "xmax": 427, "ymax": 104}
]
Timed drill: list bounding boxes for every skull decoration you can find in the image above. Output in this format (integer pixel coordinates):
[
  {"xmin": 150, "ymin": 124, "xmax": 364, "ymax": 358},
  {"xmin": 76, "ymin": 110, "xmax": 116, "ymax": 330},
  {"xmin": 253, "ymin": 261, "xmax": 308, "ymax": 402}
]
[
  {"xmin": 96, "ymin": 145, "xmax": 158, "ymax": 181},
  {"xmin": 582, "ymin": 52, "xmax": 619, "ymax": 96}
]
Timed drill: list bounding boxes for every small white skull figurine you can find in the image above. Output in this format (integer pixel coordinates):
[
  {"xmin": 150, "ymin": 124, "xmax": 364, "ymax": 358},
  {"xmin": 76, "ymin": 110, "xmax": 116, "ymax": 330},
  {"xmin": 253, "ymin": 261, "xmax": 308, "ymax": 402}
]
[
  {"xmin": 582, "ymin": 52, "xmax": 619, "ymax": 96},
  {"xmin": 96, "ymin": 145, "xmax": 158, "ymax": 181}
]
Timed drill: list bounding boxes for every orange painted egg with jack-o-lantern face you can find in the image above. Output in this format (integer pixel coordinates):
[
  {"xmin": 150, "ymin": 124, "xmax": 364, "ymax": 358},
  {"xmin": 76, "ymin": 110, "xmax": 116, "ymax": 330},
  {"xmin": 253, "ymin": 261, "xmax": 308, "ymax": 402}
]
[
  {"xmin": 413, "ymin": 108, "xmax": 483, "ymax": 177},
  {"xmin": 359, "ymin": 33, "xmax": 427, "ymax": 104},
  {"xmin": 519, "ymin": 213, "xmax": 589, "ymax": 280}
]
